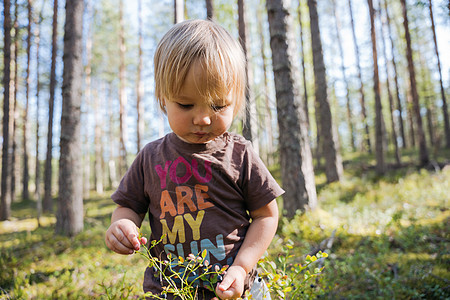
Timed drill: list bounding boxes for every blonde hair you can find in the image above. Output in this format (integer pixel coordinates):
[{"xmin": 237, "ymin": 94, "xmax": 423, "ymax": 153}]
[{"xmin": 154, "ymin": 19, "xmax": 246, "ymax": 116}]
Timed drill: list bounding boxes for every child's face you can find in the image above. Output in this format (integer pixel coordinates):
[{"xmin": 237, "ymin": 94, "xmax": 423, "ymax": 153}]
[{"xmin": 165, "ymin": 63, "xmax": 235, "ymax": 144}]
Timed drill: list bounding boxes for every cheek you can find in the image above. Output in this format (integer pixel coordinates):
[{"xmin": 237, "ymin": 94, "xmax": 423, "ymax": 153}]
[
  {"xmin": 168, "ymin": 113, "xmax": 186, "ymax": 129},
  {"xmin": 217, "ymin": 112, "xmax": 234, "ymax": 129},
  {"xmin": 166, "ymin": 109, "xmax": 181, "ymax": 128}
]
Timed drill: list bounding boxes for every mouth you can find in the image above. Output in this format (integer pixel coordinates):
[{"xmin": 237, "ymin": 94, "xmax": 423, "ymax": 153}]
[{"xmin": 194, "ymin": 132, "xmax": 207, "ymax": 136}]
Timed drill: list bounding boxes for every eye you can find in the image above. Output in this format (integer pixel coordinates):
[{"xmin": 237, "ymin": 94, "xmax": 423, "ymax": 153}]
[
  {"xmin": 177, "ymin": 103, "xmax": 193, "ymax": 109},
  {"xmin": 211, "ymin": 104, "xmax": 227, "ymax": 112}
]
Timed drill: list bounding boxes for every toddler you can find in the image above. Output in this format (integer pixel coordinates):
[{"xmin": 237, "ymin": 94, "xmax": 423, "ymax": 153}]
[{"xmin": 105, "ymin": 19, "xmax": 284, "ymax": 299}]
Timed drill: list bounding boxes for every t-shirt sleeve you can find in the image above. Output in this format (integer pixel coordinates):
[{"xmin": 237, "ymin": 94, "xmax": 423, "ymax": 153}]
[
  {"xmin": 111, "ymin": 149, "xmax": 150, "ymax": 214},
  {"xmin": 241, "ymin": 143, "xmax": 285, "ymax": 212}
]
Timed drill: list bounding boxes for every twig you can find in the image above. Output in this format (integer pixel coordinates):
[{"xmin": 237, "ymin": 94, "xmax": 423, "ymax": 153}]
[{"xmin": 309, "ymin": 229, "xmax": 336, "ymax": 257}]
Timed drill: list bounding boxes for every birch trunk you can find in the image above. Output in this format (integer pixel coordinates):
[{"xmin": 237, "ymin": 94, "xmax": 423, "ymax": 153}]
[
  {"xmin": 297, "ymin": 0, "xmax": 309, "ymax": 128},
  {"xmin": 174, "ymin": 0, "xmax": 184, "ymax": 23}
]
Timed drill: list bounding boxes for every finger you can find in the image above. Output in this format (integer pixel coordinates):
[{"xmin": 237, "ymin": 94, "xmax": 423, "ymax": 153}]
[
  {"xmin": 117, "ymin": 224, "xmax": 141, "ymax": 250},
  {"xmin": 127, "ymin": 232, "xmax": 141, "ymax": 251},
  {"xmin": 140, "ymin": 236, "xmax": 148, "ymax": 245},
  {"xmin": 216, "ymin": 279, "xmax": 237, "ymax": 299},
  {"xmin": 112, "ymin": 226, "xmax": 135, "ymax": 250},
  {"xmin": 106, "ymin": 234, "xmax": 135, "ymax": 255},
  {"xmin": 215, "ymin": 287, "xmax": 237, "ymax": 300},
  {"xmin": 218, "ymin": 275, "xmax": 234, "ymax": 292}
]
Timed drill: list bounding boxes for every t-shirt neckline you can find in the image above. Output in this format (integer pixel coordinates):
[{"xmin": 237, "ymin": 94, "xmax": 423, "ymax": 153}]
[{"xmin": 168, "ymin": 132, "xmax": 228, "ymax": 153}]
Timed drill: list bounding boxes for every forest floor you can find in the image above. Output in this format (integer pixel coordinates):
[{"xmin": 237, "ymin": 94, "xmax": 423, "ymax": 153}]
[{"xmin": 0, "ymin": 150, "xmax": 449, "ymax": 299}]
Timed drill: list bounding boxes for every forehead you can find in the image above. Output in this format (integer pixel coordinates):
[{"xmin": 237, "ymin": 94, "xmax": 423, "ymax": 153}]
[{"xmin": 177, "ymin": 61, "xmax": 231, "ymax": 103}]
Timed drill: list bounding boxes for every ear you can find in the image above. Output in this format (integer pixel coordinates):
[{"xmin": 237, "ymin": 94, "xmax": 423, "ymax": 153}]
[{"xmin": 160, "ymin": 99, "xmax": 167, "ymax": 114}]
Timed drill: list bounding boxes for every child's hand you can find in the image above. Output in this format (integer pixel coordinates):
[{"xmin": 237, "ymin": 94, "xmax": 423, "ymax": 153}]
[
  {"xmin": 214, "ymin": 265, "xmax": 246, "ymax": 299},
  {"xmin": 105, "ymin": 219, "xmax": 147, "ymax": 255}
]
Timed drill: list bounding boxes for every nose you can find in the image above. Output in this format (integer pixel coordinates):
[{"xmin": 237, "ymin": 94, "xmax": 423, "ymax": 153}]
[{"xmin": 193, "ymin": 108, "xmax": 212, "ymax": 126}]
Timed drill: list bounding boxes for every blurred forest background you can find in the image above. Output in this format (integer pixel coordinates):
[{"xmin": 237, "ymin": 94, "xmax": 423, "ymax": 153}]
[{"xmin": 0, "ymin": 0, "xmax": 449, "ymax": 299}]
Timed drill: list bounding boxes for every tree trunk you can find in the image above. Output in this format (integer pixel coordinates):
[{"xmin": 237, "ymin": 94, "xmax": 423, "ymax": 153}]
[
  {"xmin": 174, "ymin": 0, "xmax": 184, "ymax": 23},
  {"xmin": 94, "ymin": 87, "xmax": 104, "ymax": 194},
  {"xmin": 332, "ymin": 0, "xmax": 355, "ymax": 152},
  {"xmin": 400, "ymin": 0, "xmax": 429, "ymax": 166},
  {"xmin": 425, "ymin": 97, "xmax": 436, "ymax": 149},
  {"xmin": 83, "ymin": 0, "xmax": 92, "ymax": 199},
  {"xmin": 205, "ymin": 0, "xmax": 214, "ymax": 20},
  {"xmin": 118, "ymin": 0, "xmax": 128, "ymax": 175},
  {"xmin": 108, "ymin": 85, "xmax": 118, "ymax": 189},
  {"xmin": 407, "ymin": 94, "xmax": 416, "ymax": 147},
  {"xmin": 308, "ymin": 0, "xmax": 342, "ymax": 183},
  {"xmin": 10, "ymin": 0, "xmax": 19, "ymax": 204},
  {"xmin": 256, "ymin": 6, "xmax": 274, "ymax": 167},
  {"xmin": 136, "ymin": 0, "xmax": 144, "ymax": 152},
  {"xmin": 379, "ymin": 4, "xmax": 401, "ymax": 165},
  {"xmin": 23, "ymin": 0, "xmax": 33, "ymax": 201},
  {"xmin": 428, "ymin": 0, "xmax": 450, "ymax": 149},
  {"xmin": 238, "ymin": 0, "xmax": 258, "ymax": 154},
  {"xmin": 44, "ymin": 0, "xmax": 58, "ymax": 212},
  {"xmin": 383, "ymin": 0, "xmax": 406, "ymax": 149},
  {"xmin": 348, "ymin": 0, "xmax": 371, "ymax": 153},
  {"xmin": 417, "ymin": 46, "xmax": 436, "ymax": 148},
  {"xmin": 266, "ymin": 0, "xmax": 317, "ymax": 215},
  {"xmin": 1, "ymin": 0, "xmax": 12, "ymax": 220},
  {"xmin": 56, "ymin": 0, "xmax": 84, "ymax": 236},
  {"xmin": 297, "ymin": 0, "xmax": 309, "ymax": 129},
  {"xmin": 35, "ymin": 6, "xmax": 43, "ymax": 225},
  {"xmin": 368, "ymin": 0, "xmax": 387, "ymax": 174}
]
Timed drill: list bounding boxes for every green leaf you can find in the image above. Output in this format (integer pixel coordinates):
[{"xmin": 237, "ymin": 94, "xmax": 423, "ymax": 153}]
[{"xmin": 201, "ymin": 249, "xmax": 207, "ymax": 259}]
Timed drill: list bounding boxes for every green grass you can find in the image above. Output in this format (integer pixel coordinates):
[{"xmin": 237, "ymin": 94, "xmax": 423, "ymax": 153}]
[
  {"xmin": 0, "ymin": 192, "xmax": 150, "ymax": 299},
  {"xmin": 1, "ymin": 153, "xmax": 449, "ymax": 299},
  {"xmin": 274, "ymin": 162, "xmax": 450, "ymax": 299}
]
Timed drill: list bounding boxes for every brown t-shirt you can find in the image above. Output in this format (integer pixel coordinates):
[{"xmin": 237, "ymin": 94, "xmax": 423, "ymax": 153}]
[{"xmin": 112, "ymin": 132, "xmax": 284, "ymax": 298}]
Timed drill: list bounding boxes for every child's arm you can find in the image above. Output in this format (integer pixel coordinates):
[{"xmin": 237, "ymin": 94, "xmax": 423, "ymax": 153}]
[
  {"xmin": 215, "ymin": 199, "xmax": 279, "ymax": 299},
  {"xmin": 105, "ymin": 205, "xmax": 147, "ymax": 255}
]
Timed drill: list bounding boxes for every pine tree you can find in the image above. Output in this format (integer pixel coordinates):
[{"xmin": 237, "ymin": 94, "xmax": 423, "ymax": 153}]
[
  {"xmin": 238, "ymin": 0, "xmax": 258, "ymax": 154},
  {"xmin": 348, "ymin": 0, "xmax": 371, "ymax": 153},
  {"xmin": 368, "ymin": 0, "xmax": 387, "ymax": 174},
  {"xmin": 1, "ymin": 0, "xmax": 13, "ymax": 220},
  {"xmin": 267, "ymin": 0, "xmax": 317, "ymax": 215},
  {"xmin": 400, "ymin": 0, "xmax": 429, "ymax": 166},
  {"xmin": 332, "ymin": 0, "xmax": 355, "ymax": 151},
  {"xmin": 308, "ymin": 0, "xmax": 343, "ymax": 182},
  {"xmin": 379, "ymin": 1, "xmax": 401, "ymax": 165},
  {"xmin": 44, "ymin": 0, "xmax": 59, "ymax": 212},
  {"xmin": 428, "ymin": 0, "xmax": 450, "ymax": 149},
  {"xmin": 206, "ymin": 0, "xmax": 214, "ymax": 20},
  {"xmin": 56, "ymin": 0, "xmax": 85, "ymax": 236}
]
